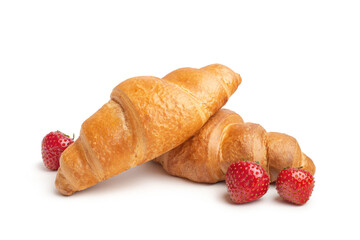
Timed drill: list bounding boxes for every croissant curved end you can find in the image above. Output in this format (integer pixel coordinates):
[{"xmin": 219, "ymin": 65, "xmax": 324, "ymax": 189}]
[
  {"xmin": 55, "ymin": 139, "xmax": 99, "ymax": 196},
  {"xmin": 302, "ymin": 153, "xmax": 316, "ymax": 177},
  {"xmin": 201, "ymin": 64, "xmax": 242, "ymax": 96},
  {"xmin": 55, "ymin": 169, "xmax": 75, "ymax": 196}
]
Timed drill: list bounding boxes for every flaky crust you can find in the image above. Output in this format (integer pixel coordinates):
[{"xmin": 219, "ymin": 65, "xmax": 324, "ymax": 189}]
[
  {"xmin": 55, "ymin": 64, "xmax": 241, "ymax": 195},
  {"xmin": 155, "ymin": 109, "xmax": 315, "ymax": 183}
]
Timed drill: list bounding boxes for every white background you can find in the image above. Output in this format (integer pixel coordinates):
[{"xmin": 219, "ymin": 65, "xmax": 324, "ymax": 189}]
[{"xmin": 1, "ymin": 0, "xmax": 359, "ymax": 239}]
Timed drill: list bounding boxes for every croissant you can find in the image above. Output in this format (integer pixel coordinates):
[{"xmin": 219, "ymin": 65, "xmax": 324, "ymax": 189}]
[
  {"xmin": 55, "ymin": 64, "xmax": 241, "ymax": 195},
  {"xmin": 155, "ymin": 109, "xmax": 315, "ymax": 183}
]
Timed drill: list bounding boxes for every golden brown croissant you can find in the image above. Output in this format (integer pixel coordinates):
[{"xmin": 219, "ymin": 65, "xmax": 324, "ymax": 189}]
[
  {"xmin": 155, "ymin": 109, "xmax": 315, "ymax": 183},
  {"xmin": 55, "ymin": 64, "xmax": 241, "ymax": 195}
]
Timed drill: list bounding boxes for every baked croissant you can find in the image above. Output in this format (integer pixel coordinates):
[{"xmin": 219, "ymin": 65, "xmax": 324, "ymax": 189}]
[
  {"xmin": 55, "ymin": 64, "xmax": 241, "ymax": 195},
  {"xmin": 155, "ymin": 109, "xmax": 315, "ymax": 183}
]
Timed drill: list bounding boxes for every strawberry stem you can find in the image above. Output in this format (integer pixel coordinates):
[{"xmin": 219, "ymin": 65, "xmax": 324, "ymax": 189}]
[
  {"xmin": 57, "ymin": 130, "xmax": 69, "ymax": 138},
  {"xmin": 56, "ymin": 130, "xmax": 74, "ymax": 140}
]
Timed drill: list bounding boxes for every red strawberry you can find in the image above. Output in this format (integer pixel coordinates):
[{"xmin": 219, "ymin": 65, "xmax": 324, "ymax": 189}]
[
  {"xmin": 41, "ymin": 131, "xmax": 74, "ymax": 170},
  {"xmin": 276, "ymin": 168, "xmax": 315, "ymax": 205},
  {"xmin": 225, "ymin": 161, "xmax": 270, "ymax": 204}
]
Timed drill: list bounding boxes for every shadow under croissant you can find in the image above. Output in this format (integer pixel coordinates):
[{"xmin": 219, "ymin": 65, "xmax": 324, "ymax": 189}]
[{"xmin": 55, "ymin": 161, "xmax": 216, "ymax": 196}]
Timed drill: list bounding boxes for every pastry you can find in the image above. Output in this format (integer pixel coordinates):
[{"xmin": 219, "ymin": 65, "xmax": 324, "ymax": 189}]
[
  {"xmin": 55, "ymin": 64, "xmax": 241, "ymax": 195},
  {"xmin": 155, "ymin": 109, "xmax": 315, "ymax": 183}
]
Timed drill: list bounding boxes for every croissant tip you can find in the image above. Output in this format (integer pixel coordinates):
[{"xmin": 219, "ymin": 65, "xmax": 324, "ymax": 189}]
[
  {"xmin": 55, "ymin": 169, "xmax": 75, "ymax": 196},
  {"xmin": 237, "ymin": 73, "xmax": 242, "ymax": 85},
  {"xmin": 57, "ymin": 187, "xmax": 74, "ymax": 196}
]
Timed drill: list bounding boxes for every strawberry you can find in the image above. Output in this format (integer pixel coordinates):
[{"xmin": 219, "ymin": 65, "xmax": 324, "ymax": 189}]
[
  {"xmin": 41, "ymin": 131, "xmax": 74, "ymax": 170},
  {"xmin": 276, "ymin": 168, "xmax": 315, "ymax": 205},
  {"xmin": 225, "ymin": 161, "xmax": 270, "ymax": 204}
]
